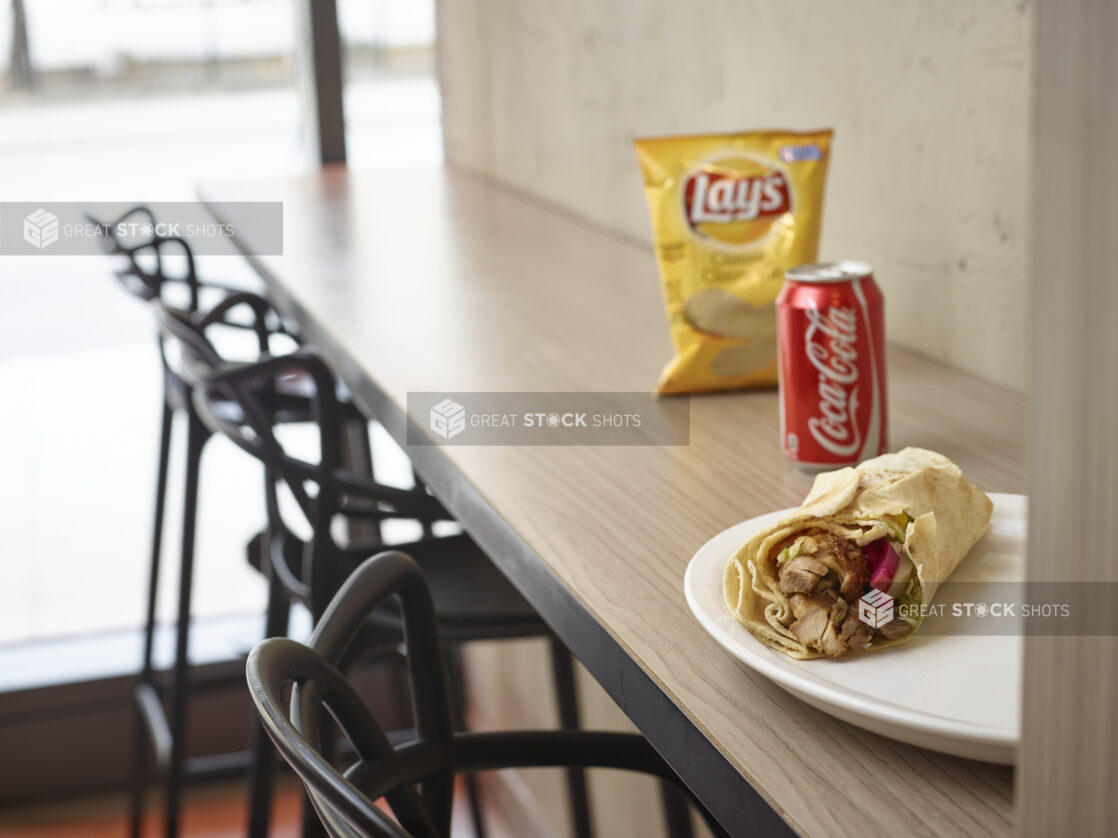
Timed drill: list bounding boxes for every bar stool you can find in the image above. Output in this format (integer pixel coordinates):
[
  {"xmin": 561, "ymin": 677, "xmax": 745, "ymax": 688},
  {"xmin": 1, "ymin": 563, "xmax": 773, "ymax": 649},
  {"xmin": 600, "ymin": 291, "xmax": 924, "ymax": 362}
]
[
  {"xmin": 247, "ymin": 550, "xmax": 731, "ymax": 838},
  {"xmin": 93, "ymin": 209, "xmax": 305, "ymax": 838},
  {"xmin": 157, "ymin": 298, "xmax": 604, "ymax": 838}
]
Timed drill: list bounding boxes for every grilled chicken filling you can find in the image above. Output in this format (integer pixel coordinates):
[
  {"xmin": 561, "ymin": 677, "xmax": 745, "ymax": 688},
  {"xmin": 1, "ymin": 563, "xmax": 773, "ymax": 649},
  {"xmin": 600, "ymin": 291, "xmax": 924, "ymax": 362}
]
[{"xmin": 774, "ymin": 528, "xmax": 911, "ymax": 657}]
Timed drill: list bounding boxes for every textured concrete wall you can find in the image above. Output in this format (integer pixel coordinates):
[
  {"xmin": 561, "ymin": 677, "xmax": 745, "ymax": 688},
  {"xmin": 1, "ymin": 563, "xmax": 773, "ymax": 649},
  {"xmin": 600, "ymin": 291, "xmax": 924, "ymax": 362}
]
[{"xmin": 438, "ymin": 0, "xmax": 1033, "ymax": 391}]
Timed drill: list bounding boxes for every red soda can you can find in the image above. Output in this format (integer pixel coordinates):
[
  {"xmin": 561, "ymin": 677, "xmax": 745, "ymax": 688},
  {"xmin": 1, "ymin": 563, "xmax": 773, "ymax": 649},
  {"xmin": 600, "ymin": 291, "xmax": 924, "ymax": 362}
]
[{"xmin": 776, "ymin": 261, "xmax": 888, "ymax": 467}]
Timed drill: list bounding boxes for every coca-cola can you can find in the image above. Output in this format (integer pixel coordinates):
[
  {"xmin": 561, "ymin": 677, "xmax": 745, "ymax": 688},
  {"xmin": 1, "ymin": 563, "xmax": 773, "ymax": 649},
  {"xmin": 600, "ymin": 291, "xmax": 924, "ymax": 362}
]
[{"xmin": 776, "ymin": 260, "xmax": 888, "ymax": 467}]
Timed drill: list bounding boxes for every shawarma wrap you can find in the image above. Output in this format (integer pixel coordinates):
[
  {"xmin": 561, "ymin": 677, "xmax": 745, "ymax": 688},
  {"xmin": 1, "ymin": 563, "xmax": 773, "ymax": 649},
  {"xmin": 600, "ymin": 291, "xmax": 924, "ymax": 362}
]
[{"xmin": 724, "ymin": 448, "xmax": 992, "ymax": 659}]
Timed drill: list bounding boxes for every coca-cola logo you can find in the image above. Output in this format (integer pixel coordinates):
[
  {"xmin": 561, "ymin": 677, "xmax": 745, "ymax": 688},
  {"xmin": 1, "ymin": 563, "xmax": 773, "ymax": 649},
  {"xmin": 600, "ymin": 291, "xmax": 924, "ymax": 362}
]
[
  {"xmin": 804, "ymin": 304, "xmax": 862, "ymax": 458},
  {"xmin": 684, "ymin": 170, "xmax": 790, "ymax": 225}
]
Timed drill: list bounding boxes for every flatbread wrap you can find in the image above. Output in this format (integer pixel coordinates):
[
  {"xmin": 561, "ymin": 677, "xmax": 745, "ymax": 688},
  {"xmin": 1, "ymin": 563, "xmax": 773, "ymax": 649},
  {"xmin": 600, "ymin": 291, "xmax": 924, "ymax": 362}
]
[{"xmin": 723, "ymin": 448, "xmax": 992, "ymax": 659}]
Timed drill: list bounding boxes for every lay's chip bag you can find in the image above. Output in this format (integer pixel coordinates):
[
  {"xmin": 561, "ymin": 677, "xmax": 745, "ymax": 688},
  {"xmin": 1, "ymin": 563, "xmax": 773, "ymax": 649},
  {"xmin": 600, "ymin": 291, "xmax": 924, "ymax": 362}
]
[{"xmin": 634, "ymin": 129, "xmax": 833, "ymax": 394}]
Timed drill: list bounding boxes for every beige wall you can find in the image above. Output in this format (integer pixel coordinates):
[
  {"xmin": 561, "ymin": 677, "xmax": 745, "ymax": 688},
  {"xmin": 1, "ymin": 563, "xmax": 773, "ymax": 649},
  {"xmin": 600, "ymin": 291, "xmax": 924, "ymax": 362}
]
[{"xmin": 438, "ymin": 0, "xmax": 1033, "ymax": 391}]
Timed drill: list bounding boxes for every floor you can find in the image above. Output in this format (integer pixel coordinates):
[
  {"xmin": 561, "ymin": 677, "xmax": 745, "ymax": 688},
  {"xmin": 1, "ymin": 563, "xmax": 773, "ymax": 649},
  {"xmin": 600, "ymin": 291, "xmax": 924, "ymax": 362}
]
[
  {"xmin": 0, "ymin": 777, "xmax": 507, "ymax": 838},
  {"xmin": 0, "ymin": 781, "xmax": 304, "ymax": 838}
]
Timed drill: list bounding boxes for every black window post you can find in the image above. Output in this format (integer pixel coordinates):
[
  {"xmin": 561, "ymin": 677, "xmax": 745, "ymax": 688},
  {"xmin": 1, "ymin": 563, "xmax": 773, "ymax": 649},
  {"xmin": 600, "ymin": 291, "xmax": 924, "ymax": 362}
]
[
  {"xmin": 296, "ymin": 0, "xmax": 346, "ymax": 165},
  {"xmin": 9, "ymin": 0, "xmax": 35, "ymax": 91}
]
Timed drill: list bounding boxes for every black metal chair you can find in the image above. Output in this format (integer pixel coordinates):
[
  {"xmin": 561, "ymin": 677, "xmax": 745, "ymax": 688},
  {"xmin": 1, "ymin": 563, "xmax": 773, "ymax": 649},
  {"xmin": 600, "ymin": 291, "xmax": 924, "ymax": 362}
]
[
  {"xmin": 92, "ymin": 208, "xmax": 310, "ymax": 838},
  {"xmin": 156, "ymin": 298, "xmax": 604, "ymax": 838},
  {"xmin": 247, "ymin": 550, "xmax": 730, "ymax": 838}
]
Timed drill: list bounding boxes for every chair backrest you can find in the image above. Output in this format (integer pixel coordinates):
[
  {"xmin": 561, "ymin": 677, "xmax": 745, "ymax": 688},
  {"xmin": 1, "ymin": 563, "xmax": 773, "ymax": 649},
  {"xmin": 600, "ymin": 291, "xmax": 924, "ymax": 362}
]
[
  {"xmin": 247, "ymin": 552, "xmax": 716, "ymax": 838},
  {"xmin": 247, "ymin": 551, "xmax": 456, "ymax": 838},
  {"xmin": 90, "ymin": 205, "xmax": 204, "ymax": 310},
  {"xmin": 155, "ymin": 295, "xmax": 338, "ymax": 520},
  {"xmin": 155, "ymin": 296, "xmax": 451, "ymax": 613}
]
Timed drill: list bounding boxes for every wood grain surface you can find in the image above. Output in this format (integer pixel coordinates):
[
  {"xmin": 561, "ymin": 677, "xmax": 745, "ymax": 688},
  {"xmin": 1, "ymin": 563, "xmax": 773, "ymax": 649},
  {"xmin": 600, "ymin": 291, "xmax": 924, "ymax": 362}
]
[{"xmin": 201, "ymin": 165, "xmax": 1023, "ymax": 837}]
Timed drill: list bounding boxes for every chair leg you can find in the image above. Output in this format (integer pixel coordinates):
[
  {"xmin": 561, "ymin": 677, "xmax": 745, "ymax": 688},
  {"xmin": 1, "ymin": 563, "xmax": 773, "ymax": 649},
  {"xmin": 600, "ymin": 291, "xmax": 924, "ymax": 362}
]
[
  {"xmin": 446, "ymin": 646, "xmax": 487, "ymax": 838},
  {"xmin": 164, "ymin": 412, "xmax": 207, "ymax": 838},
  {"xmin": 130, "ymin": 401, "xmax": 175, "ymax": 838},
  {"xmin": 246, "ymin": 539, "xmax": 292, "ymax": 838},
  {"xmin": 549, "ymin": 637, "xmax": 594, "ymax": 838},
  {"xmin": 300, "ymin": 538, "xmax": 336, "ymax": 838},
  {"xmin": 129, "ymin": 695, "xmax": 151, "ymax": 838},
  {"xmin": 659, "ymin": 780, "xmax": 695, "ymax": 838},
  {"xmin": 341, "ymin": 414, "xmax": 381, "ymax": 547},
  {"xmin": 412, "ymin": 468, "xmax": 434, "ymax": 539},
  {"xmin": 301, "ymin": 794, "xmax": 327, "ymax": 838}
]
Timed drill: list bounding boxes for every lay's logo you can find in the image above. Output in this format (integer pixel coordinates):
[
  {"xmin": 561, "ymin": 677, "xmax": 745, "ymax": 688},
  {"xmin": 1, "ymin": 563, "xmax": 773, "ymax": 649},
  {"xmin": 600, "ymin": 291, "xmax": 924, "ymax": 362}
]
[{"xmin": 682, "ymin": 162, "xmax": 791, "ymax": 246}]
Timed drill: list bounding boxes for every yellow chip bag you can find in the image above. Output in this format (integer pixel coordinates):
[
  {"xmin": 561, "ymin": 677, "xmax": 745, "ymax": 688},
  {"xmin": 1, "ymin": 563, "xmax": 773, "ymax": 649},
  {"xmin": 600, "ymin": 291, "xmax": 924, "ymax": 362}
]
[{"xmin": 634, "ymin": 129, "xmax": 833, "ymax": 394}]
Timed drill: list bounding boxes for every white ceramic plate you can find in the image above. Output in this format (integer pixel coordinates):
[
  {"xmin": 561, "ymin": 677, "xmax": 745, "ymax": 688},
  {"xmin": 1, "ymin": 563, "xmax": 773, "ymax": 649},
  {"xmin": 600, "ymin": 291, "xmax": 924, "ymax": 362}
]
[{"xmin": 684, "ymin": 492, "xmax": 1026, "ymax": 764}]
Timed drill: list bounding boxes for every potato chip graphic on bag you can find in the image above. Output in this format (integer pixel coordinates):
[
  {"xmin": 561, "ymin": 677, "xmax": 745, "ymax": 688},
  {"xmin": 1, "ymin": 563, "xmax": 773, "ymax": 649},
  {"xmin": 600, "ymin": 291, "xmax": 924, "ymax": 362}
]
[
  {"xmin": 682, "ymin": 289, "xmax": 775, "ymax": 340},
  {"xmin": 634, "ymin": 130, "xmax": 833, "ymax": 395}
]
